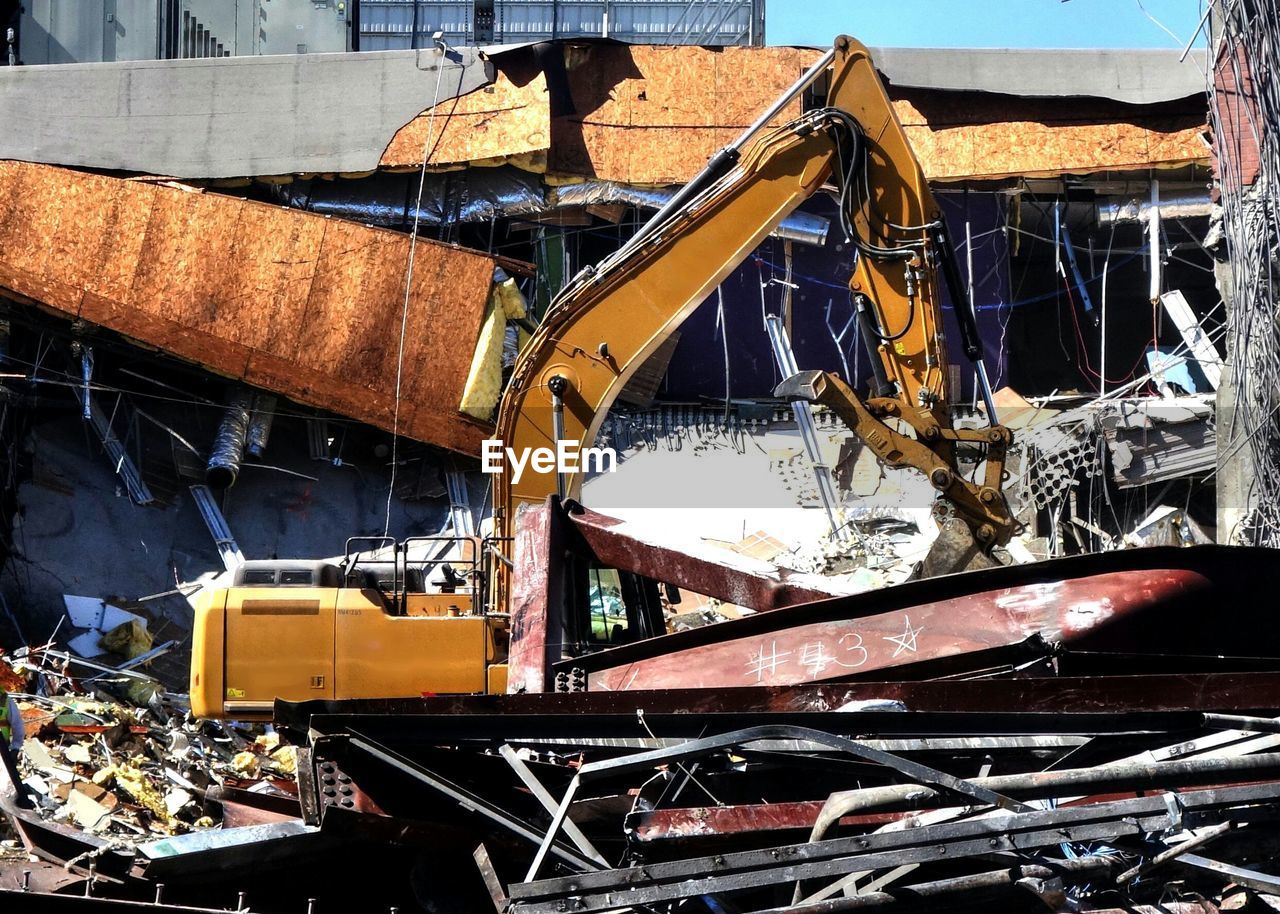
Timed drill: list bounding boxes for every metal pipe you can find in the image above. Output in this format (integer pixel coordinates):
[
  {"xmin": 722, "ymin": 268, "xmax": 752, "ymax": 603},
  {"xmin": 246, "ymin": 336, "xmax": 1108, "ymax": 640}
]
[
  {"xmin": 79, "ymin": 347, "xmax": 93, "ymax": 420},
  {"xmin": 1203, "ymin": 712, "xmax": 1280, "ymax": 732},
  {"xmin": 807, "ymin": 750, "xmax": 1280, "ymax": 845},
  {"xmin": 1096, "ymin": 187, "xmax": 1211, "ymax": 225},
  {"xmin": 964, "ymin": 220, "xmax": 999, "ymax": 425},
  {"xmin": 1149, "ymin": 177, "xmax": 1162, "ymax": 301},
  {"xmin": 975, "ymin": 361, "xmax": 999, "ymax": 426},
  {"xmin": 206, "ymin": 389, "xmax": 253, "ymax": 489},
  {"xmin": 245, "ymin": 394, "xmax": 277, "ymax": 460},
  {"xmin": 282, "ymin": 174, "xmax": 829, "ymax": 247},
  {"xmin": 555, "ymin": 181, "xmax": 829, "ymax": 246},
  {"xmin": 766, "ymin": 315, "xmax": 844, "ymax": 540}
]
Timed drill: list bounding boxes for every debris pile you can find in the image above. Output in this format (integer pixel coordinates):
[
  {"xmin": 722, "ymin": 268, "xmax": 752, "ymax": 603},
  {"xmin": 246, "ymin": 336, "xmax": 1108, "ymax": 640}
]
[{"xmin": 0, "ymin": 643, "xmax": 297, "ymax": 845}]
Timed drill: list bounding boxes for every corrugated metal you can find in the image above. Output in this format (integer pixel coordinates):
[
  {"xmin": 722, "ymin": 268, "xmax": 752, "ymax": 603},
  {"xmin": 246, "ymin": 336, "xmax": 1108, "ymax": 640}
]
[
  {"xmin": 359, "ymin": 0, "xmax": 477, "ymax": 49},
  {"xmin": 20, "ymin": 0, "xmax": 161, "ymax": 64},
  {"xmin": 358, "ymin": 0, "xmax": 760, "ymax": 48}
]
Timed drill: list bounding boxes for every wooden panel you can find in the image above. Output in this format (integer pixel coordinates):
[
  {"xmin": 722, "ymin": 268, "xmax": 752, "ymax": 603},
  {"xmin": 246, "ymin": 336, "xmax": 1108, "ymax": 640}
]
[
  {"xmin": 381, "ymin": 70, "xmax": 551, "ymax": 169},
  {"xmin": 382, "ymin": 44, "xmax": 1204, "ymax": 185},
  {"xmin": 892, "ymin": 89, "xmax": 1208, "ymax": 181},
  {"xmin": 550, "ymin": 45, "xmax": 816, "ymax": 185},
  {"xmin": 713, "ymin": 47, "xmax": 819, "ymax": 126},
  {"xmin": 0, "ymin": 160, "xmax": 494, "ymax": 456}
]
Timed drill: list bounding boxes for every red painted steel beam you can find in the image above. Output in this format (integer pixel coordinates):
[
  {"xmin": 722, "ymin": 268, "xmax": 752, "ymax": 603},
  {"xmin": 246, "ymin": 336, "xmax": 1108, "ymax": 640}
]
[
  {"xmin": 587, "ymin": 568, "xmax": 1210, "ymax": 691},
  {"xmin": 567, "ymin": 502, "xmax": 844, "ymax": 610}
]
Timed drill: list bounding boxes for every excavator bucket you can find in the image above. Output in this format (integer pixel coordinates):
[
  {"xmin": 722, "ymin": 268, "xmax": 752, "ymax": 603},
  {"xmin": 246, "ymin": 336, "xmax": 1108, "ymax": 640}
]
[
  {"xmin": 913, "ymin": 516, "xmax": 1004, "ymax": 579},
  {"xmin": 774, "ymin": 369, "xmax": 1016, "ymax": 578}
]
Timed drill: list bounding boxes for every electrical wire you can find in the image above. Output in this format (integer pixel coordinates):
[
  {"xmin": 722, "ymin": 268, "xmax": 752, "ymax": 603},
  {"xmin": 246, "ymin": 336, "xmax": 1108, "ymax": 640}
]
[
  {"xmin": 385, "ymin": 45, "xmax": 452, "ymax": 538},
  {"xmin": 1208, "ymin": 0, "xmax": 1280, "ymax": 544}
]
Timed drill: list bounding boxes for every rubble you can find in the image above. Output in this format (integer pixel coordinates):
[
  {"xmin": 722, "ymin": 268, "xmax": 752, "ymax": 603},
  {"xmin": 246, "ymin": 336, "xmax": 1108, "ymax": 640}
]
[
  {"xmin": 0, "ymin": 635, "xmax": 299, "ymax": 850},
  {"xmin": 267, "ymin": 683, "xmax": 1280, "ymax": 914}
]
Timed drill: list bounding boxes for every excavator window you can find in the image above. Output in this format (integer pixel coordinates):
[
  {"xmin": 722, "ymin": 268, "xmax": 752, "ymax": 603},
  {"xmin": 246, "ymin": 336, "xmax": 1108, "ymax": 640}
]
[{"xmin": 587, "ymin": 568, "xmax": 628, "ymax": 644}]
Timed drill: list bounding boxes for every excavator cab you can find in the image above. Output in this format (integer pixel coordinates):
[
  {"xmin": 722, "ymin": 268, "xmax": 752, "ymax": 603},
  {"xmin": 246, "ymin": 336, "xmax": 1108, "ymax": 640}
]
[
  {"xmin": 568, "ymin": 565, "xmax": 666, "ymax": 650},
  {"xmin": 339, "ymin": 535, "xmax": 478, "ymax": 618}
]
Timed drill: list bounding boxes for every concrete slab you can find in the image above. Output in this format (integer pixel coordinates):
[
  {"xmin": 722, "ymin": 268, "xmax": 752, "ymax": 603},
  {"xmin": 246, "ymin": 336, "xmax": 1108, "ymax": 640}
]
[{"xmin": 0, "ymin": 47, "xmax": 493, "ymax": 178}]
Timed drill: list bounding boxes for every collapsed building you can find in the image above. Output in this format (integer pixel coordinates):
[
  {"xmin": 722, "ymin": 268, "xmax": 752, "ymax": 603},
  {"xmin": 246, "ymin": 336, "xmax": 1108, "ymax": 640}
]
[
  {"xmin": 3, "ymin": 5, "xmax": 1280, "ymax": 913},
  {"xmin": 0, "ymin": 39, "xmax": 1215, "ymax": 629}
]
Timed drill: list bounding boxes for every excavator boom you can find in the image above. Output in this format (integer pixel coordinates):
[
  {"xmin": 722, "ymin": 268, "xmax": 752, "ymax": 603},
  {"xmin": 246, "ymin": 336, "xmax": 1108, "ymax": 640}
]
[
  {"xmin": 490, "ymin": 36, "xmax": 1014, "ymax": 604},
  {"xmin": 190, "ymin": 37, "xmax": 1015, "ymax": 719}
]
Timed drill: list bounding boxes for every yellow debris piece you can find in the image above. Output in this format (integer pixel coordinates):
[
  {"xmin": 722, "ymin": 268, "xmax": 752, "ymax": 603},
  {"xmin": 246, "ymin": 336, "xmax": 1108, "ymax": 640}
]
[
  {"xmin": 102, "ymin": 619, "xmax": 153, "ymax": 660},
  {"xmin": 103, "ymin": 762, "xmax": 177, "ymax": 829},
  {"xmin": 496, "ymin": 276, "xmax": 528, "ymax": 321},
  {"xmin": 269, "ymin": 745, "xmax": 298, "ymax": 776},
  {"xmin": 232, "ymin": 751, "xmax": 262, "ymax": 779},
  {"xmin": 459, "ymin": 277, "xmax": 528, "ymax": 420}
]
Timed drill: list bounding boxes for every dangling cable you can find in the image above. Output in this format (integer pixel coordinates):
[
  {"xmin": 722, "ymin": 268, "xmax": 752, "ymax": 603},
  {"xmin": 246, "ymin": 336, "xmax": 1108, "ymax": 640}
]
[{"xmin": 385, "ymin": 48, "xmax": 452, "ymax": 537}]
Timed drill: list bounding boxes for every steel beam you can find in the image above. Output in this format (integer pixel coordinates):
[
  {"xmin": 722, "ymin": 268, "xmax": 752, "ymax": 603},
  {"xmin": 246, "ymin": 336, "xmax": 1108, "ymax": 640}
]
[
  {"xmin": 346, "ymin": 734, "xmax": 599, "ymax": 872},
  {"xmin": 523, "ymin": 724, "xmax": 1028, "ymax": 881},
  {"xmin": 507, "ymin": 782, "xmax": 1280, "ymax": 914}
]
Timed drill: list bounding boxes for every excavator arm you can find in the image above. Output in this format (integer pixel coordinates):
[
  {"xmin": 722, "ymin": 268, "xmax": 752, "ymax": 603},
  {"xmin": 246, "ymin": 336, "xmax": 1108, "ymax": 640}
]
[
  {"xmin": 189, "ymin": 36, "xmax": 1016, "ymax": 719},
  {"xmin": 490, "ymin": 36, "xmax": 1014, "ymax": 607}
]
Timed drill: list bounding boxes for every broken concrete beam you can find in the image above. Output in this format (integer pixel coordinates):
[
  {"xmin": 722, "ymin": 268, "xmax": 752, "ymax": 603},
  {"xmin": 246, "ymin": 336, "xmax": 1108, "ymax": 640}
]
[
  {"xmin": 0, "ymin": 161, "xmax": 495, "ymax": 456},
  {"xmin": 0, "ymin": 48, "xmax": 494, "ymax": 179}
]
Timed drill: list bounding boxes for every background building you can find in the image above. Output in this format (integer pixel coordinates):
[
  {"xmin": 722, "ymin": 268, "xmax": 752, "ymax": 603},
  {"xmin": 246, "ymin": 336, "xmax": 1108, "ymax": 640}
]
[
  {"xmin": 357, "ymin": 0, "xmax": 764, "ymax": 48},
  {"xmin": 8, "ymin": 0, "xmax": 763, "ymax": 65}
]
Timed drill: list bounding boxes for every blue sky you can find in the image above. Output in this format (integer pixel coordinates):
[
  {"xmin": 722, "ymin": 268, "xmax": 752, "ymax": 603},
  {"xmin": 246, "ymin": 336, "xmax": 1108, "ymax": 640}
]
[{"xmin": 766, "ymin": 0, "xmax": 1206, "ymax": 49}]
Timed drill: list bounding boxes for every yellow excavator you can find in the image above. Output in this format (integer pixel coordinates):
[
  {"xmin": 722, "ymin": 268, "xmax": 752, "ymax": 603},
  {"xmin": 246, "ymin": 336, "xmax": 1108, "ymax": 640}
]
[{"xmin": 189, "ymin": 36, "xmax": 1013, "ymax": 719}]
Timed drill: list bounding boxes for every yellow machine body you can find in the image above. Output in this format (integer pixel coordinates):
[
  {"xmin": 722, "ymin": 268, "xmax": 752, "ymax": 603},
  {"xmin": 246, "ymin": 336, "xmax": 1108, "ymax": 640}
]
[{"xmin": 190, "ymin": 562, "xmax": 504, "ymax": 720}]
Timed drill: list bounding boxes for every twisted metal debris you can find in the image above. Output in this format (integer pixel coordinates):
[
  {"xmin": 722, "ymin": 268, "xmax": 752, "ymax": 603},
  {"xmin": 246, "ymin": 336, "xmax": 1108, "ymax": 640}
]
[{"xmin": 1210, "ymin": 0, "xmax": 1280, "ymax": 543}]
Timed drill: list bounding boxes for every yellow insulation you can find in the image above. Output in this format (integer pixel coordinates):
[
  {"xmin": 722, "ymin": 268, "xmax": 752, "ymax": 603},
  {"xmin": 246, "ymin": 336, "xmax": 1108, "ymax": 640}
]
[{"xmin": 459, "ymin": 277, "xmax": 528, "ymax": 419}]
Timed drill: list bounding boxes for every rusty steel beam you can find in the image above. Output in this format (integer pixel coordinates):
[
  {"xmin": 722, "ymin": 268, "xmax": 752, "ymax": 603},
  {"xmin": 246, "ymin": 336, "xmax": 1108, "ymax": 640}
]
[
  {"xmin": 629, "ymin": 802, "xmax": 907, "ymax": 842},
  {"xmin": 583, "ymin": 566, "xmax": 1208, "ymax": 690},
  {"xmin": 560, "ymin": 541, "xmax": 1280, "ymax": 690},
  {"xmin": 507, "ymin": 500, "xmax": 568, "ymax": 694},
  {"xmin": 565, "ymin": 501, "xmax": 846, "ymax": 610},
  {"xmin": 509, "ymin": 499, "xmax": 1280, "ymax": 693},
  {"xmin": 278, "ymin": 669, "xmax": 1280, "ymax": 728},
  {"xmin": 629, "ymin": 753, "xmax": 1280, "ymax": 843},
  {"xmin": 507, "ymin": 782, "xmax": 1280, "ymax": 914}
]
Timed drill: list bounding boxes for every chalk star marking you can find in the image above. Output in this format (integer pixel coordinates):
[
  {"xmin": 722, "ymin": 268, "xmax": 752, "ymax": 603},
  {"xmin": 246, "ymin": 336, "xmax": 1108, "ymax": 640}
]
[{"xmin": 882, "ymin": 615, "xmax": 923, "ymax": 658}]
